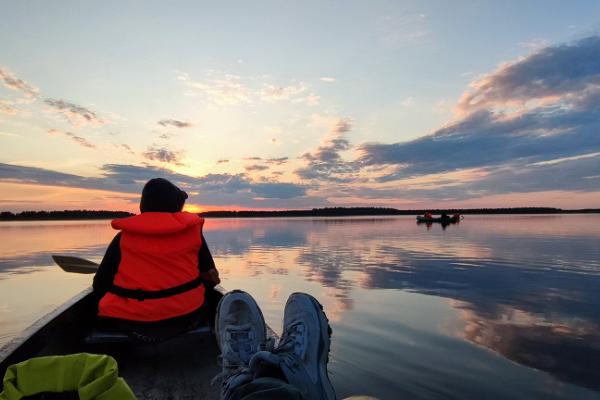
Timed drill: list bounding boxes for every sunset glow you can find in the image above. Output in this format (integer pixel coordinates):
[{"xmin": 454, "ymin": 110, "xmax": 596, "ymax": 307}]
[{"xmin": 1, "ymin": 2, "xmax": 599, "ymax": 211}]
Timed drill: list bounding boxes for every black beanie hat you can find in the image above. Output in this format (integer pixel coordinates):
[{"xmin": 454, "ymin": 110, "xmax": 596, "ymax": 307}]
[{"xmin": 140, "ymin": 178, "xmax": 188, "ymax": 213}]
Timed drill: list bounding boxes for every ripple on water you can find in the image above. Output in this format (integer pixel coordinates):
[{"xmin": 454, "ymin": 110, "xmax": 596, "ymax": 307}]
[{"xmin": 2, "ymin": 215, "xmax": 600, "ymax": 399}]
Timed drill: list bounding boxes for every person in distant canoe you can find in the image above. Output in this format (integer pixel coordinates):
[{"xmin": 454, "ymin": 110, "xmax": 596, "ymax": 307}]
[
  {"xmin": 424, "ymin": 211, "xmax": 433, "ymax": 219},
  {"xmin": 92, "ymin": 178, "xmax": 221, "ymax": 341}
]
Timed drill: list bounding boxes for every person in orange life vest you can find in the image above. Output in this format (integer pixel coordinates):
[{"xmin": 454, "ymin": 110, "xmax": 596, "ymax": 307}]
[{"xmin": 92, "ymin": 178, "xmax": 221, "ymax": 337}]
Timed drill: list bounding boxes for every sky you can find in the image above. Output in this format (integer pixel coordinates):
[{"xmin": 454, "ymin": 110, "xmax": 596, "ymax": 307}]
[{"xmin": 1, "ymin": 0, "xmax": 600, "ymax": 212}]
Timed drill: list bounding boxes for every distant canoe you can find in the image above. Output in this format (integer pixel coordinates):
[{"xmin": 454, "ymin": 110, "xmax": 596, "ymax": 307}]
[{"xmin": 416, "ymin": 215, "xmax": 461, "ymax": 224}]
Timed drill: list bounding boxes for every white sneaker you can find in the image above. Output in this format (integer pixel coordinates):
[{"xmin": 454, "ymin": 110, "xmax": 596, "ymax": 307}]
[
  {"xmin": 274, "ymin": 292, "xmax": 336, "ymax": 400},
  {"xmin": 214, "ymin": 290, "xmax": 267, "ymax": 400}
]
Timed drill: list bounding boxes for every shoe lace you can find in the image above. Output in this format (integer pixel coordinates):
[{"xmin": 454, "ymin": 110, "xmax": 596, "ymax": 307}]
[
  {"xmin": 211, "ymin": 325, "xmax": 254, "ymax": 385},
  {"xmin": 273, "ymin": 322, "xmax": 306, "ymax": 368},
  {"xmin": 211, "ymin": 326, "xmax": 275, "ymax": 392},
  {"xmin": 228, "ymin": 325, "xmax": 257, "ymax": 364}
]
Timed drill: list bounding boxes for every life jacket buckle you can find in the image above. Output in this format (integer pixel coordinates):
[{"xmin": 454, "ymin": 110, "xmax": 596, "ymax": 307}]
[{"xmin": 133, "ymin": 289, "xmax": 146, "ymax": 301}]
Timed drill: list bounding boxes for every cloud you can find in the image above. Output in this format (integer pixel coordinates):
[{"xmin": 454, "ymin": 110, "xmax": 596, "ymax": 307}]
[
  {"xmin": 0, "ymin": 100, "xmax": 19, "ymax": 115},
  {"xmin": 359, "ymin": 92, "xmax": 600, "ymax": 181},
  {"xmin": 117, "ymin": 143, "xmax": 135, "ymax": 155},
  {"xmin": 44, "ymin": 98, "xmax": 104, "ymax": 127},
  {"xmin": 266, "ymin": 157, "xmax": 288, "ymax": 165},
  {"xmin": 48, "ymin": 129, "xmax": 96, "ymax": 149},
  {"xmin": 0, "ymin": 68, "xmax": 39, "ymax": 98},
  {"xmin": 142, "ymin": 146, "xmax": 184, "ymax": 165},
  {"xmin": 520, "ymin": 38, "xmax": 550, "ymax": 50},
  {"xmin": 457, "ymin": 36, "xmax": 600, "ymax": 114},
  {"xmin": 157, "ymin": 119, "xmax": 193, "ymax": 128},
  {"xmin": 302, "ymin": 94, "xmax": 320, "ymax": 106},
  {"xmin": 401, "ymin": 96, "xmax": 415, "ymax": 107},
  {"xmin": 178, "ymin": 71, "xmax": 320, "ymax": 107},
  {"xmin": 101, "ymin": 165, "xmax": 307, "ymax": 201},
  {"xmin": 352, "ymin": 153, "xmax": 600, "ymax": 204},
  {"xmin": 0, "ymin": 163, "xmax": 104, "ymax": 190},
  {"xmin": 296, "ymin": 118, "xmax": 357, "ymax": 182},
  {"xmin": 433, "ymin": 99, "xmax": 450, "ymax": 114},
  {"xmin": 245, "ymin": 164, "xmax": 269, "ymax": 172},
  {"xmin": 359, "ymin": 104, "xmax": 600, "ymax": 176},
  {"xmin": 464, "ymin": 154, "xmax": 600, "ymax": 195},
  {"xmin": 0, "ymin": 162, "xmax": 310, "ymax": 206},
  {"xmin": 319, "ymin": 77, "xmax": 336, "ymax": 83},
  {"xmin": 217, "ymin": 159, "xmax": 230, "ymax": 164},
  {"xmin": 100, "ymin": 164, "xmax": 178, "ymax": 186},
  {"xmin": 260, "ymin": 83, "xmax": 306, "ymax": 102},
  {"xmin": 259, "ymin": 83, "xmax": 319, "ymax": 105},
  {"xmin": 528, "ymin": 151, "xmax": 600, "ymax": 167},
  {"xmin": 64, "ymin": 134, "xmax": 96, "ymax": 149},
  {"xmin": 251, "ymin": 181, "xmax": 307, "ymax": 199},
  {"xmin": 5, "ymin": 36, "xmax": 600, "ymax": 208},
  {"xmin": 244, "ymin": 156, "xmax": 289, "ymax": 171},
  {"xmin": 178, "ymin": 72, "xmax": 252, "ymax": 105},
  {"xmin": 331, "ymin": 118, "xmax": 352, "ymax": 134},
  {"xmin": 355, "ymin": 36, "xmax": 600, "ymax": 201}
]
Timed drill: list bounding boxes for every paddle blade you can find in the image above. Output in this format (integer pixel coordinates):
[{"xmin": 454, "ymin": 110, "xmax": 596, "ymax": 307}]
[{"xmin": 52, "ymin": 255, "xmax": 99, "ymax": 274}]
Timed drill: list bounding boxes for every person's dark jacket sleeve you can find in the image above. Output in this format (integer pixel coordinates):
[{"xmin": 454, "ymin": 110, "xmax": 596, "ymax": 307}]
[{"xmin": 92, "ymin": 233, "xmax": 122, "ymax": 301}]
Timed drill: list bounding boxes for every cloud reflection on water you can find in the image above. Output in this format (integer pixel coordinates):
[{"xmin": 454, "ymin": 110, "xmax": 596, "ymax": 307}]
[
  {"xmin": 203, "ymin": 215, "xmax": 600, "ymax": 393},
  {"xmin": 1, "ymin": 216, "xmax": 599, "ymax": 397},
  {"xmin": 455, "ymin": 302, "xmax": 600, "ymax": 392}
]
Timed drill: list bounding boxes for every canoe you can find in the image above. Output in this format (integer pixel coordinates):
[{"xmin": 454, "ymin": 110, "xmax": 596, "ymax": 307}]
[
  {"xmin": 0, "ymin": 287, "xmax": 276, "ymax": 399},
  {"xmin": 416, "ymin": 215, "xmax": 460, "ymax": 223}
]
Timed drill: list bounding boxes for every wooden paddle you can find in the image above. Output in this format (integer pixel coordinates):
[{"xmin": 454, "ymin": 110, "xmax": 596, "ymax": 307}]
[{"xmin": 52, "ymin": 255, "xmax": 99, "ymax": 274}]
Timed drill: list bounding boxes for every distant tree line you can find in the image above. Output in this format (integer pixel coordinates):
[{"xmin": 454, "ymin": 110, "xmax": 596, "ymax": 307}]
[
  {"xmin": 1, "ymin": 207, "xmax": 598, "ymax": 221},
  {"xmin": 199, "ymin": 207, "xmax": 600, "ymax": 218},
  {"xmin": 200, "ymin": 207, "xmax": 403, "ymax": 218},
  {"xmin": 0, "ymin": 210, "xmax": 134, "ymax": 221}
]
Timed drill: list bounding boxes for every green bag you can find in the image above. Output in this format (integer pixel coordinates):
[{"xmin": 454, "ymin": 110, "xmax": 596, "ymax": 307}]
[{"xmin": 0, "ymin": 353, "xmax": 136, "ymax": 400}]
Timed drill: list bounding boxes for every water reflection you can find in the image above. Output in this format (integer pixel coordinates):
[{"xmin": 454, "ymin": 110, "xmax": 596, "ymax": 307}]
[
  {"xmin": 0, "ymin": 220, "xmax": 113, "ymax": 273},
  {"xmin": 1, "ymin": 215, "xmax": 599, "ymax": 399},
  {"xmin": 456, "ymin": 303, "xmax": 600, "ymax": 392},
  {"xmin": 204, "ymin": 216, "xmax": 600, "ymax": 396}
]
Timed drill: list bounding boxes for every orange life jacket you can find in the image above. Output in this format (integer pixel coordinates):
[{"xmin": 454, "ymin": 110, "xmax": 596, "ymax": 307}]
[{"xmin": 98, "ymin": 212, "xmax": 206, "ymax": 322}]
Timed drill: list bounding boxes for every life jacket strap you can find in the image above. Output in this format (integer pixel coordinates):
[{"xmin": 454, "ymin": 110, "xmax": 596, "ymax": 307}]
[{"xmin": 109, "ymin": 276, "xmax": 204, "ymax": 301}]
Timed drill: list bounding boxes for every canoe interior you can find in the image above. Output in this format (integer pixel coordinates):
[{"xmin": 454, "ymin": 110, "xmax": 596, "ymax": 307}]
[{"xmin": 0, "ymin": 287, "xmax": 277, "ymax": 399}]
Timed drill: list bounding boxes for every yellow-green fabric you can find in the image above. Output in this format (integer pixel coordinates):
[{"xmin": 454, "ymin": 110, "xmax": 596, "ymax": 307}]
[{"xmin": 0, "ymin": 353, "xmax": 137, "ymax": 400}]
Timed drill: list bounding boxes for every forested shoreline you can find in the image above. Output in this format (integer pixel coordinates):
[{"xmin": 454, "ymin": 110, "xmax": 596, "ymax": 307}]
[{"xmin": 1, "ymin": 207, "xmax": 599, "ymax": 221}]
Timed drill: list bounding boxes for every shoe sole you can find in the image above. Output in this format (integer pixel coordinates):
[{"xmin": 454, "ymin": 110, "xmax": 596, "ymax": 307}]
[
  {"xmin": 215, "ymin": 289, "xmax": 267, "ymax": 351},
  {"xmin": 287, "ymin": 293, "xmax": 336, "ymax": 400}
]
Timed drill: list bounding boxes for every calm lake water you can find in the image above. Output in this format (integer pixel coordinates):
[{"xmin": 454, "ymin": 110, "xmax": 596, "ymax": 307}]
[{"xmin": 1, "ymin": 215, "xmax": 599, "ymax": 399}]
